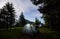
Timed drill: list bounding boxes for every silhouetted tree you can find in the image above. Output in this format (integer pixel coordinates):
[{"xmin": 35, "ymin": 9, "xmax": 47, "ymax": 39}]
[
  {"xmin": 19, "ymin": 12, "xmax": 26, "ymax": 26},
  {"xmin": 31, "ymin": 0, "xmax": 60, "ymax": 31},
  {"xmin": 34, "ymin": 18, "xmax": 41, "ymax": 29},
  {"xmin": 0, "ymin": 8, "xmax": 7, "ymax": 28},
  {"xmin": 4, "ymin": 2, "xmax": 15, "ymax": 27},
  {"xmin": 0, "ymin": 2, "xmax": 15, "ymax": 28}
]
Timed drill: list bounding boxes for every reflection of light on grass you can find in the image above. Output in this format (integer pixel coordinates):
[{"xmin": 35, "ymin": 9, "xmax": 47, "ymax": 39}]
[
  {"xmin": 23, "ymin": 24, "xmax": 37, "ymax": 34},
  {"xmin": 24, "ymin": 24, "xmax": 31, "ymax": 31},
  {"xmin": 22, "ymin": 24, "xmax": 32, "ymax": 34},
  {"xmin": 26, "ymin": 24, "xmax": 30, "ymax": 28}
]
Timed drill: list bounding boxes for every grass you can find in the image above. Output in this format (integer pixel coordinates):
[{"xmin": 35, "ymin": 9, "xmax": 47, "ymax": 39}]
[
  {"xmin": 0, "ymin": 27, "xmax": 59, "ymax": 39},
  {"xmin": 38, "ymin": 27, "xmax": 58, "ymax": 39},
  {"xmin": 0, "ymin": 27, "xmax": 23, "ymax": 39},
  {"xmin": 38, "ymin": 27, "xmax": 55, "ymax": 33}
]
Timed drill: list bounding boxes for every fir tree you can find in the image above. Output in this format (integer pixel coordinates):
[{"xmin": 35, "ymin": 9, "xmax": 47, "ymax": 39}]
[
  {"xmin": 0, "ymin": 2, "xmax": 15, "ymax": 28},
  {"xmin": 19, "ymin": 12, "xmax": 26, "ymax": 26},
  {"xmin": 31, "ymin": 0, "xmax": 60, "ymax": 31},
  {"xmin": 3, "ymin": 2, "xmax": 15, "ymax": 27}
]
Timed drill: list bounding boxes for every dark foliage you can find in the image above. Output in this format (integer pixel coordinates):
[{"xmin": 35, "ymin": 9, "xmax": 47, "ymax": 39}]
[
  {"xmin": 34, "ymin": 18, "xmax": 41, "ymax": 29},
  {"xmin": 31, "ymin": 0, "xmax": 43, "ymax": 5},
  {"xmin": 19, "ymin": 12, "xmax": 27, "ymax": 26},
  {"xmin": 0, "ymin": 2, "xmax": 15, "ymax": 28},
  {"xmin": 31, "ymin": 0, "xmax": 60, "ymax": 31}
]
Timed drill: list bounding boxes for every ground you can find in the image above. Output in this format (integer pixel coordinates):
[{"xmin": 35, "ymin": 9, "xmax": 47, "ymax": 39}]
[{"xmin": 0, "ymin": 27, "xmax": 58, "ymax": 39}]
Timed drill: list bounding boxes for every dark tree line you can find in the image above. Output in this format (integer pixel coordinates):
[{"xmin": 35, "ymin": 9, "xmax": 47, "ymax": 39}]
[
  {"xmin": 0, "ymin": 2, "xmax": 15, "ymax": 28},
  {"xmin": 31, "ymin": 0, "xmax": 60, "ymax": 31}
]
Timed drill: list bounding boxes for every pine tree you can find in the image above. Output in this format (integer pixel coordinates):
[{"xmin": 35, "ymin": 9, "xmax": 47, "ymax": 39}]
[
  {"xmin": 31, "ymin": 0, "xmax": 60, "ymax": 31},
  {"xmin": 19, "ymin": 12, "xmax": 26, "ymax": 26},
  {"xmin": 0, "ymin": 8, "xmax": 7, "ymax": 28},
  {"xmin": 0, "ymin": 2, "xmax": 15, "ymax": 28},
  {"xmin": 3, "ymin": 2, "xmax": 15, "ymax": 27}
]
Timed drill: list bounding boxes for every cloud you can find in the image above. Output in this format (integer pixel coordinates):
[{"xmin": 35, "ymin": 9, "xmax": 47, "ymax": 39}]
[
  {"xmin": 0, "ymin": 0, "xmax": 7, "ymax": 8},
  {"xmin": 0, "ymin": 0, "xmax": 38, "ymax": 17},
  {"xmin": 0, "ymin": 0, "xmax": 44, "ymax": 23}
]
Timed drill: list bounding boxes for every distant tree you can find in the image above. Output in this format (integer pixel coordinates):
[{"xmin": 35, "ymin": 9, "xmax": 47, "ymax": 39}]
[
  {"xmin": 34, "ymin": 18, "xmax": 41, "ymax": 29},
  {"xmin": 19, "ymin": 12, "xmax": 26, "ymax": 26}
]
